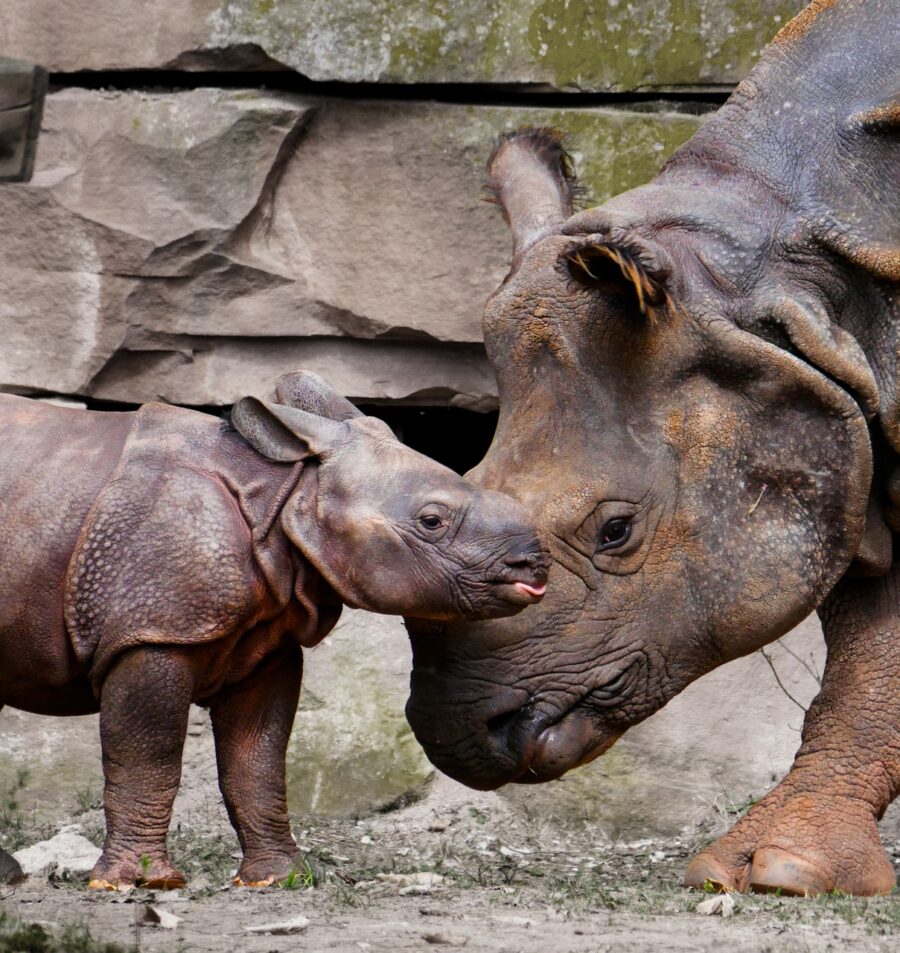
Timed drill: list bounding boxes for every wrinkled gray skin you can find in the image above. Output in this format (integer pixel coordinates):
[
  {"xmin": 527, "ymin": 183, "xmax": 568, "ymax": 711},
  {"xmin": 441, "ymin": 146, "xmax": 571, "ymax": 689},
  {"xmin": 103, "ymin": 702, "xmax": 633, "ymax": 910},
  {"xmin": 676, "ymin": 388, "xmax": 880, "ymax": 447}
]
[
  {"xmin": 406, "ymin": 0, "xmax": 900, "ymax": 897},
  {"xmin": 0, "ymin": 370, "xmax": 547, "ymax": 889}
]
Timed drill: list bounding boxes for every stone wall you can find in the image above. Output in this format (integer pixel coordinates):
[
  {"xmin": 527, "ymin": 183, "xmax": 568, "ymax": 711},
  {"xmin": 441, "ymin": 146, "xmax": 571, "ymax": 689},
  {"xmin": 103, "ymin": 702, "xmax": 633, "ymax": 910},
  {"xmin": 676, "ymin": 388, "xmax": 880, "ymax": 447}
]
[
  {"xmin": 0, "ymin": 89, "xmax": 704, "ymax": 408},
  {"xmin": 5, "ymin": 0, "xmax": 885, "ymax": 841},
  {"xmin": 2, "ymin": 1, "xmax": 804, "ymax": 88}
]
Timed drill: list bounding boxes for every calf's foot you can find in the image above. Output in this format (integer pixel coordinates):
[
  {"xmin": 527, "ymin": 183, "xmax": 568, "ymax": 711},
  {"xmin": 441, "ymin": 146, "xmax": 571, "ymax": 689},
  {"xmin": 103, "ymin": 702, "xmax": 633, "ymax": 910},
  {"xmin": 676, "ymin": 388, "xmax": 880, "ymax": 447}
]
[
  {"xmin": 89, "ymin": 850, "xmax": 186, "ymax": 891},
  {"xmin": 684, "ymin": 790, "xmax": 895, "ymax": 896},
  {"xmin": 234, "ymin": 849, "xmax": 304, "ymax": 888}
]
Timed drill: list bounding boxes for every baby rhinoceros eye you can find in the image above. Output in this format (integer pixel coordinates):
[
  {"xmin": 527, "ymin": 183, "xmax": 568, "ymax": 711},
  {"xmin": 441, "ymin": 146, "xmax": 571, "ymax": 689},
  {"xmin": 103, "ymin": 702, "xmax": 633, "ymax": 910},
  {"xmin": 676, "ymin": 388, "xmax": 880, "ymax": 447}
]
[
  {"xmin": 598, "ymin": 517, "xmax": 632, "ymax": 552},
  {"xmin": 414, "ymin": 504, "xmax": 453, "ymax": 540}
]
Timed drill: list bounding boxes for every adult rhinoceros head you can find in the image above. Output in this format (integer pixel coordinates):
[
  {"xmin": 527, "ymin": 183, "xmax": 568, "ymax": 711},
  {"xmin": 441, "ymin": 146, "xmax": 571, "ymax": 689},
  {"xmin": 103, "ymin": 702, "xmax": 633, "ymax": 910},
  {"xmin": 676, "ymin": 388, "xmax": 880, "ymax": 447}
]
[{"xmin": 405, "ymin": 129, "xmax": 888, "ymax": 789}]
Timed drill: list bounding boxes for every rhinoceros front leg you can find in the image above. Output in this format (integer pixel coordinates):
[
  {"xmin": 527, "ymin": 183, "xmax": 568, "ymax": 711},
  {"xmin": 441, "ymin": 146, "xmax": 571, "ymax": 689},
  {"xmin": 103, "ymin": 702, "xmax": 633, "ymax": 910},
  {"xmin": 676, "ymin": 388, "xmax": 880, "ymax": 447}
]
[
  {"xmin": 684, "ymin": 569, "xmax": 900, "ymax": 896},
  {"xmin": 209, "ymin": 644, "xmax": 303, "ymax": 887},
  {"xmin": 90, "ymin": 646, "xmax": 194, "ymax": 891}
]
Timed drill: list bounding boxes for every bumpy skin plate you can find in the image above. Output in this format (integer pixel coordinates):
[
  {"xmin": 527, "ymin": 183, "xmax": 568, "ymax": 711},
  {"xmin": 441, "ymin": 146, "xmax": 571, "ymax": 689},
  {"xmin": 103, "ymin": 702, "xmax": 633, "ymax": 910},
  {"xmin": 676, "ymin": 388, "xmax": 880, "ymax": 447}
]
[{"xmin": 0, "ymin": 57, "xmax": 47, "ymax": 182}]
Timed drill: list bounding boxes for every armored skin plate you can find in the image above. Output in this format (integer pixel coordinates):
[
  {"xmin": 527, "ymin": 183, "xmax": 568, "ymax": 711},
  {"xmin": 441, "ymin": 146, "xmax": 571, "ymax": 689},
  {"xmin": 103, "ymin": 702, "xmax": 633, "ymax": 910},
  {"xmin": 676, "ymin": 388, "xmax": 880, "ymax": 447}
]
[{"xmin": 0, "ymin": 57, "xmax": 47, "ymax": 182}]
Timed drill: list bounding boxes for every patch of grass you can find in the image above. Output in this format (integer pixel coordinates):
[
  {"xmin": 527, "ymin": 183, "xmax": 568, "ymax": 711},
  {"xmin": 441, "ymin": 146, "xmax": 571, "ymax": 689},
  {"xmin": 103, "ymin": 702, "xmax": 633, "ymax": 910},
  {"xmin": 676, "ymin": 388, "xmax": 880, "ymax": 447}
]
[
  {"xmin": 810, "ymin": 891, "xmax": 900, "ymax": 935},
  {"xmin": 549, "ymin": 867, "xmax": 621, "ymax": 912},
  {"xmin": 80, "ymin": 820, "xmax": 105, "ymax": 849},
  {"xmin": 0, "ymin": 913, "xmax": 134, "ymax": 953},
  {"xmin": 168, "ymin": 828, "xmax": 238, "ymax": 884},
  {"xmin": 279, "ymin": 856, "xmax": 318, "ymax": 890},
  {"xmin": 74, "ymin": 786, "xmax": 102, "ymax": 815},
  {"xmin": 1, "ymin": 770, "xmax": 33, "ymax": 852}
]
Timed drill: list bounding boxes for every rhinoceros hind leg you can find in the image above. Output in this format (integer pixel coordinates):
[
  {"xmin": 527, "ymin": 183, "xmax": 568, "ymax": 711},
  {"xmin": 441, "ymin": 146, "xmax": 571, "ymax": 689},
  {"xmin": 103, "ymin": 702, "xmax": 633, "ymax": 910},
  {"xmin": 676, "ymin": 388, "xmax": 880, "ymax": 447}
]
[{"xmin": 0, "ymin": 706, "xmax": 25, "ymax": 885}]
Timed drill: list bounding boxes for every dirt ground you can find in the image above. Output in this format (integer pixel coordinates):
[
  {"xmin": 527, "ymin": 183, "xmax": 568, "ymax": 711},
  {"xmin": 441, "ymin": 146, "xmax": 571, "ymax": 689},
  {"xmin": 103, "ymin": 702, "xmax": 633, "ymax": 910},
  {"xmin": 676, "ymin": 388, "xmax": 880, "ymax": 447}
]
[{"xmin": 2, "ymin": 775, "xmax": 898, "ymax": 953}]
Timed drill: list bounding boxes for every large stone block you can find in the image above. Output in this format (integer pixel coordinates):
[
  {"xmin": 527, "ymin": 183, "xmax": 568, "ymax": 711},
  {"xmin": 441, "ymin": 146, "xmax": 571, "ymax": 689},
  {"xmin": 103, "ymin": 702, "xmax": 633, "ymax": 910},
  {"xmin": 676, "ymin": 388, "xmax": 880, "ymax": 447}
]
[
  {"xmin": 0, "ymin": 88, "xmax": 703, "ymax": 405},
  {"xmin": 0, "ymin": 1, "xmax": 805, "ymax": 90}
]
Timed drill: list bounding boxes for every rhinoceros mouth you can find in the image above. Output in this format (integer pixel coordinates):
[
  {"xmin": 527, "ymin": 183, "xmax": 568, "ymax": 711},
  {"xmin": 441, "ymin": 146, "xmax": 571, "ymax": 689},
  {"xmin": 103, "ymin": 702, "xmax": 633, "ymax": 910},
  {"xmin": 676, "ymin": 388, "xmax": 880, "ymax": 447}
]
[
  {"xmin": 507, "ymin": 663, "xmax": 642, "ymax": 782},
  {"xmin": 490, "ymin": 579, "xmax": 547, "ymax": 606},
  {"xmin": 516, "ymin": 657, "xmax": 643, "ymax": 784},
  {"xmin": 518, "ymin": 710, "xmax": 620, "ymax": 782}
]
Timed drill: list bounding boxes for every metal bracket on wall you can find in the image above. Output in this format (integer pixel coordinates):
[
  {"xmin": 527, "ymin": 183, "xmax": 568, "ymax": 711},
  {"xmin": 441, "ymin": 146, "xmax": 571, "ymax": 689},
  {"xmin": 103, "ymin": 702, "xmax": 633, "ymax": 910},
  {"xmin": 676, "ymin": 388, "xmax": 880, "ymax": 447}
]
[{"xmin": 0, "ymin": 57, "xmax": 48, "ymax": 183}]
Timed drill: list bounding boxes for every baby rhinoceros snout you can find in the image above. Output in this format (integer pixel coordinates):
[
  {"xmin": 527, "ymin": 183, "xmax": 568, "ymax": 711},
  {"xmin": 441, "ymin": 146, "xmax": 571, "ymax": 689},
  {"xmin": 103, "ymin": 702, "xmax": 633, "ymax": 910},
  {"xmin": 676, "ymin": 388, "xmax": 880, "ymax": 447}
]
[
  {"xmin": 502, "ymin": 543, "xmax": 550, "ymax": 597},
  {"xmin": 487, "ymin": 537, "xmax": 551, "ymax": 610}
]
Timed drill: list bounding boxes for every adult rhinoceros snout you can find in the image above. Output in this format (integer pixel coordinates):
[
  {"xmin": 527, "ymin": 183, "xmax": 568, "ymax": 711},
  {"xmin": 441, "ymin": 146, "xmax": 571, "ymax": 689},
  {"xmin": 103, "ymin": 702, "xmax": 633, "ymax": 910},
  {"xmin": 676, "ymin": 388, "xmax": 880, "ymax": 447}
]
[
  {"xmin": 414, "ymin": 702, "xmax": 549, "ymax": 790},
  {"xmin": 405, "ymin": 679, "xmax": 556, "ymax": 789}
]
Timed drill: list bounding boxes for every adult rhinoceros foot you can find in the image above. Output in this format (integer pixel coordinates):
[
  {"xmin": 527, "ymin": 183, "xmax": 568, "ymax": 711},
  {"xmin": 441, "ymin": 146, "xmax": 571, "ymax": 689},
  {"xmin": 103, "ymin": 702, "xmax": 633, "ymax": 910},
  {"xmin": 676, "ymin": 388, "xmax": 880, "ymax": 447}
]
[{"xmin": 684, "ymin": 791, "xmax": 896, "ymax": 897}]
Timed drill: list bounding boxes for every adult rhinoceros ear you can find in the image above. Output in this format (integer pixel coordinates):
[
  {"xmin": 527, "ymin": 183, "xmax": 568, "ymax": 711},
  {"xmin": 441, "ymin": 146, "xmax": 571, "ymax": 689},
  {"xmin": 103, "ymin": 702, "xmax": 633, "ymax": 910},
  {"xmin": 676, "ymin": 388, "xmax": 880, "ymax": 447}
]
[
  {"xmin": 487, "ymin": 127, "xmax": 578, "ymax": 265},
  {"xmin": 273, "ymin": 370, "xmax": 364, "ymax": 422},
  {"xmin": 232, "ymin": 397, "xmax": 348, "ymax": 462}
]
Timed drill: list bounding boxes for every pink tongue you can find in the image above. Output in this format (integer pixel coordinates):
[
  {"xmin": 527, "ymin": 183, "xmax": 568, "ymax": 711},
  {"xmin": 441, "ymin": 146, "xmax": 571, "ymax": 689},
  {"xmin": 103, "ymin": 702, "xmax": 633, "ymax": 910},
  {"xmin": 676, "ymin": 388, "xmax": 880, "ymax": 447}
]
[{"xmin": 513, "ymin": 582, "xmax": 546, "ymax": 598}]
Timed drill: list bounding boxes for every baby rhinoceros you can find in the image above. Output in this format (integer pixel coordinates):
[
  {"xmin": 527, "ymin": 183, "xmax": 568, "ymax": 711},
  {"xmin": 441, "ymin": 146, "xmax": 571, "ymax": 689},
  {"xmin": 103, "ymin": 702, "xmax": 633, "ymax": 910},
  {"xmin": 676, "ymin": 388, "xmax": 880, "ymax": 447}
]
[{"xmin": 0, "ymin": 371, "xmax": 549, "ymax": 890}]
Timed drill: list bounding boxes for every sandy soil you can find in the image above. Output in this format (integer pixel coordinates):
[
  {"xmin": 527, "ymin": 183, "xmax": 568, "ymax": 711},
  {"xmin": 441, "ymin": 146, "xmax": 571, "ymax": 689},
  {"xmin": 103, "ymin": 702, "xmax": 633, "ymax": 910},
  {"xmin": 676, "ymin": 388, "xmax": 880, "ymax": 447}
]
[{"xmin": 2, "ymin": 777, "xmax": 898, "ymax": 953}]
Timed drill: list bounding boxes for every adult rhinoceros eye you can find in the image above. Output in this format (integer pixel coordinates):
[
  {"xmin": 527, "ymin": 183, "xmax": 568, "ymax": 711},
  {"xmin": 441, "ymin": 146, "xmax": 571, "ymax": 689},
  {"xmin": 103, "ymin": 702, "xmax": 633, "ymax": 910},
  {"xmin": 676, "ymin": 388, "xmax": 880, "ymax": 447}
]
[
  {"xmin": 597, "ymin": 517, "xmax": 631, "ymax": 551},
  {"xmin": 419, "ymin": 515, "xmax": 444, "ymax": 531}
]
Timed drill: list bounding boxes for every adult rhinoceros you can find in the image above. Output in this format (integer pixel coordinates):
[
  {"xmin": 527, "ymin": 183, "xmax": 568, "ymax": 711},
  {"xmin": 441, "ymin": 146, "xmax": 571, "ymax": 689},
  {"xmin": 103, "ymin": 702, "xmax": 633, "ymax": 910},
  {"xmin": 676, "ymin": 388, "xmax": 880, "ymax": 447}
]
[{"xmin": 405, "ymin": 0, "xmax": 899, "ymax": 897}]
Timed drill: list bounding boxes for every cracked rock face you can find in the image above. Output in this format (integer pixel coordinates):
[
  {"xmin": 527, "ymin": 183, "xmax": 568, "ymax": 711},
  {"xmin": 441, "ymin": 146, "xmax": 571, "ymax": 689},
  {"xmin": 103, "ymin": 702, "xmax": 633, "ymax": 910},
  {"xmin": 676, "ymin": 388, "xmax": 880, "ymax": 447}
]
[
  {"xmin": 0, "ymin": 88, "xmax": 702, "ymax": 407},
  {"xmin": 2, "ymin": 1, "xmax": 806, "ymax": 91}
]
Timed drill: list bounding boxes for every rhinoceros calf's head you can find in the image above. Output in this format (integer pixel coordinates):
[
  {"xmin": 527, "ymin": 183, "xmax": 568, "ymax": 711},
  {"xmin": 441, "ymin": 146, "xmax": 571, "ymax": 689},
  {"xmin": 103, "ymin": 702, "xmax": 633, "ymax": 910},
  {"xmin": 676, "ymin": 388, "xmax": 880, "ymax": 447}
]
[
  {"xmin": 232, "ymin": 373, "xmax": 549, "ymax": 622},
  {"xmin": 403, "ymin": 129, "xmax": 881, "ymax": 790}
]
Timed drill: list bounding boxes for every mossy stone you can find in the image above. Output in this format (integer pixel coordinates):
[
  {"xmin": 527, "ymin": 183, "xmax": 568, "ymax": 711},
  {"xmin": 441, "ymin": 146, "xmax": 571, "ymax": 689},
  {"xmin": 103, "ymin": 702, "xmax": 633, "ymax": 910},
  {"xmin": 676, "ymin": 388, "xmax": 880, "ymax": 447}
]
[
  {"xmin": 285, "ymin": 611, "xmax": 433, "ymax": 817},
  {"xmin": 209, "ymin": 0, "xmax": 806, "ymax": 89}
]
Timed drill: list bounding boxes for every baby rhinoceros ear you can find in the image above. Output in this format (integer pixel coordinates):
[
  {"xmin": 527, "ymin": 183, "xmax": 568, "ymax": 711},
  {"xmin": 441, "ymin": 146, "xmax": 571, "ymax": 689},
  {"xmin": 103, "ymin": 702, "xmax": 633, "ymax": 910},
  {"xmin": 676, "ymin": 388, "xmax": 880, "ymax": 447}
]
[
  {"xmin": 232, "ymin": 397, "xmax": 349, "ymax": 462},
  {"xmin": 273, "ymin": 370, "xmax": 364, "ymax": 422}
]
